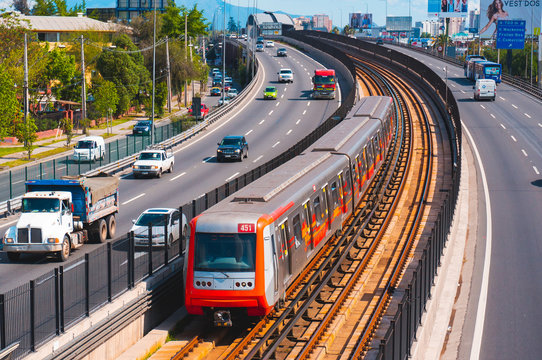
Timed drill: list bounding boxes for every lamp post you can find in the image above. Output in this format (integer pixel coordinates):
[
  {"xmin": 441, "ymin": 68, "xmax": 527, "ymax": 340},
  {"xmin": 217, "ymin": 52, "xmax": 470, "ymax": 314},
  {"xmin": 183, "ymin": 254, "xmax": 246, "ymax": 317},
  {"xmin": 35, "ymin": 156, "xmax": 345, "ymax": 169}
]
[
  {"xmin": 443, "ymin": 65, "xmax": 448, "ymax": 111},
  {"xmin": 151, "ymin": 0, "xmax": 157, "ymax": 145},
  {"xmin": 222, "ymin": 0, "xmax": 226, "ymax": 106}
]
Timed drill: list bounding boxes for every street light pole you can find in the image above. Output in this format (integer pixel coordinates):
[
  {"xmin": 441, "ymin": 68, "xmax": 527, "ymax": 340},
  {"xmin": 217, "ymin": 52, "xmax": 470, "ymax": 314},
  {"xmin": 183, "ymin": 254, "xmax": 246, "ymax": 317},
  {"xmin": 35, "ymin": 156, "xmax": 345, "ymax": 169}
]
[
  {"xmin": 151, "ymin": 0, "xmax": 157, "ymax": 144},
  {"xmin": 222, "ymin": 0, "xmax": 226, "ymax": 106}
]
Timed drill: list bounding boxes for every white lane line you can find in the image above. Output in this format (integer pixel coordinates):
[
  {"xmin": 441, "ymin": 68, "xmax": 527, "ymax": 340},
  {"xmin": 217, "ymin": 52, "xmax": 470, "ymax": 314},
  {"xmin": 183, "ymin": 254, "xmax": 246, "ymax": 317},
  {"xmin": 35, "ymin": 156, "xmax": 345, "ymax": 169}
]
[
  {"xmin": 259, "ymin": 119, "xmax": 265, "ymax": 125},
  {"xmin": 512, "ymin": 104, "xmax": 518, "ymax": 109},
  {"xmin": 268, "ymin": 110, "xmax": 273, "ymax": 115},
  {"xmin": 303, "ymin": 110, "xmax": 307, "ymax": 115},
  {"xmin": 283, "ymin": 88, "xmax": 287, "ymax": 92},
  {"xmin": 490, "ymin": 114, "xmax": 495, "ymax": 119},
  {"xmin": 296, "ymin": 119, "xmax": 301, "ymax": 125},
  {"xmin": 534, "ymin": 166, "xmax": 540, "ymax": 175},
  {"xmin": 511, "ymin": 135, "xmax": 517, "ymax": 142},
  {"xmin": 58, "ymin": 166, "xmax": 66, "ymax": 170},
  {"xmin": 252, "ymin": 155, "xmax": 263, "ymax": 163},
  {"xmin": 225, "ymin": 172, "xmax": 239, "ymax": 182},
  {"xmin": 500, "ymin": 123, "xmax": 506, "ymax": 129},
  {"xmin": 480, "ymin": 105, "xmax": 486, "ymax": 109},
  {"xmin": 499, "ymin": 96, "xmax": 506, "ymax": 101},
  {"xmin": 524, "ymin": 113, "xmax": 531, "ymax": 118},
  {"xmin": 275, "ymin": 102, "xmax": 280, "ymax": 107},
  {"xmin": 281, "ymin": 94, "xmax": 284, "ymax": 98},
  {"xmin": 463, "ymin": 122, "xmax": 492, "ymax": 360},
  {"xmin": 245, "ymin": 129, "xmax": 253, "ymax": 136},
  {"xmin": 307, "ymin": 101, "xmax": 311, "ymax": 106},
  {"xmin": 538, "ymin": 123, "xmax": 542, "ymax": 128},
  {"xmin": 169, "ymin": 171, "xmax": 186, "ymax": 181},
  {"xmin": 272, "ymin": 141, "xmax": 280, "ymax": 148},
  {"xmin": 12, "ymin": 180, "xmax": 24, "ymax": 185},
  {"xmin": 122, "ymin": 193, "xmax": 145, "ymax": 205},
  {"xmin": 286, "ymin": 129, "xmax": 292, "ymax": 135},
  {"xmin": 521, "ymin": 149, "xmax": 528, "ymax": 157},
  {"xmin": 202, "ymin": 157, "xmax": 212, "ymax": 163},
  {"xmin": 450, "ymin": 83, "xmax": 456, "ymax": 87},
  {"xmin": 460, "ymin": 90, "xmax": 466, "ymax": 94}
]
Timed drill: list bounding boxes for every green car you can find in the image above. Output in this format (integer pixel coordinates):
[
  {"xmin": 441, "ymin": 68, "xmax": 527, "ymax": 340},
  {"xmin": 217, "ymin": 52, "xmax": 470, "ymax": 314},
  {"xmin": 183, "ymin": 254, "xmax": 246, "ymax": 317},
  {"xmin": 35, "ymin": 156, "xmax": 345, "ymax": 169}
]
[{"xmin": 263, "ymin": 86, "xmax": 277, "ymax": 100}]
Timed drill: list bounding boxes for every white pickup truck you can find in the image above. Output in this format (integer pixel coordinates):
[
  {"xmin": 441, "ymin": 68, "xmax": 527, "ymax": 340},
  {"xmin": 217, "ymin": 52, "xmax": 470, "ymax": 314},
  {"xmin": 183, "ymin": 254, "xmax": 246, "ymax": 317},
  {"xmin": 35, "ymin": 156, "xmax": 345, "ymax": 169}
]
[{"xmin": 132, "ymin": 148, "xmax": 174, "ymax": 178}]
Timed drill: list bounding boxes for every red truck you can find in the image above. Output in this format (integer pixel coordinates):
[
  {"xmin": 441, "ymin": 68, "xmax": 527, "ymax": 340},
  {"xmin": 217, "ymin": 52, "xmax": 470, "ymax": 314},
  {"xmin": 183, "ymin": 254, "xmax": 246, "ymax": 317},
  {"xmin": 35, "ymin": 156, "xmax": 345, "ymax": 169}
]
[{"xmin": 312, "ymin": 69, "xmax": 336, "ymax": 99}]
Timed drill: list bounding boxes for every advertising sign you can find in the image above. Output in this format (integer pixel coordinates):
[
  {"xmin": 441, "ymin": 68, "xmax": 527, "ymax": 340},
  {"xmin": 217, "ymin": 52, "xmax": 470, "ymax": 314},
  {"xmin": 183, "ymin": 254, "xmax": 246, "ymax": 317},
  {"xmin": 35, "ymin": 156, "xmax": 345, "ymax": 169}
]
[
  {"xmin": 428, "ymin": 0, "xmax": 468, "ymax": 17},
  {"xmin": 479, "ymin": 0, "xmax": 541, "ymax": 38},
  {"xmin": 350, "ymin": 13, "xmax": 373, "ymax": 29},
  {"xmin": 496, "ymin": 19, "xmax": 526, "ymax": 49}
]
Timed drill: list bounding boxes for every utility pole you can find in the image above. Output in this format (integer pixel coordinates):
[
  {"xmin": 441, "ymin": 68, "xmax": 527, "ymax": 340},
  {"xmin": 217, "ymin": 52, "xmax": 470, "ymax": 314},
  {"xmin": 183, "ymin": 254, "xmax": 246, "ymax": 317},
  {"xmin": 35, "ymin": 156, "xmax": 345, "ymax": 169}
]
[
  {"xmin": 185, "ymin": 13, "xmax": 188, "ymax": 108},
  {"xmin": 80, "ymin": 35, "xmax": 86, "ymax": 127},
  {"xmin": 189, "ymin": 39, "xmax": 194, "ymax": 100},
  {"xmin": 222, "ymin": 0, "xmax": 226, "ymax": 106},
  {"xmin": 151, "ymin": 0, "xmax": 157, "ymax": 144},
  {"xmin": 538, "ymin": 32, "xmax": 542, "ymax": 87},
  {"xmin": 23, "ymin": 33, "xmax": 29, "ymax": 147},
  {"xmin": 166, "ymin": 36, "xmax": 172, "ymax": 114}
]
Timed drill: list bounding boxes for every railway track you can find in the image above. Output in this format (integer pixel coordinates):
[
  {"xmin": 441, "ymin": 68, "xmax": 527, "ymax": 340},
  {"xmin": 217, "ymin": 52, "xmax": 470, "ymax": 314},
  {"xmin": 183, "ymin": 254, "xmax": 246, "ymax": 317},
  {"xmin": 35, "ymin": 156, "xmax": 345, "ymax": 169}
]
[{"xmin": 148, "ymin": 45, "xmax": 444, "ymax": 360}]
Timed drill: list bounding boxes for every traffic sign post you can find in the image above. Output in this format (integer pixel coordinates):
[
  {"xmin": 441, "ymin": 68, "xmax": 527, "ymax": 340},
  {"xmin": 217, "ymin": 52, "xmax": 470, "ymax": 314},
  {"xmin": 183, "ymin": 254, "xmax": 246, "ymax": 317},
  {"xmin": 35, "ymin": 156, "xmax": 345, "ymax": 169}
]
[{"xmin": 496, "ymin": 20, "xmax": 526, "ymax": 49}]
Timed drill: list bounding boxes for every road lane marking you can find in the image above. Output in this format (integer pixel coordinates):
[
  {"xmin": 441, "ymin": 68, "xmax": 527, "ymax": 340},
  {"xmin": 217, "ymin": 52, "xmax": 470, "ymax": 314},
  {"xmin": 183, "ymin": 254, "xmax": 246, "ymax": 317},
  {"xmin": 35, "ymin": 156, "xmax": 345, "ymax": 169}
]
[
  {"xmin": 460, "ymin": 90, "xmax": 466, "ymax": 94},
  {"xmin": 268, "ymin": 110, "xmax": 273, "ymax": 115},
  {"xmin": 296, "ymin": 119, "xmax": 301, "ymax": 125},
  {"xmin": 480, "ymin": 105, "xmax": 486, "ymax": 109},
  {"xmin": 58, "ymin": 166, "xmax": 66, "ymax": 170},
  {"xmin": 512, "ymin": 104, "xmax": 518, "ymax": 109},
  {"xmin": 539, "ymin": 123, "xmax": 542, "ymax": 128},
  {"xmin": 281, "ymin": 94, "xmax": 284, "ymax": 98},
  {"xmin": 275, "ymin": 102, "xmax": 280, "ymax": 107},
  {"xmin": 490, "ymin": 114, "xmax": 495, "ymax": 119},
  {"xmin": 259, "ymin": 119, "xmax": 265, "ymax": 125},
  {"xmin": 225, "ymin": 172, "xmax": 239, "ymax": 181},
  {"xmin": 169, "ymin": 171, "xmax": 186, "ymax": 181},
  {"xmin": 499, "ymin": 96, "xmax": 505, "ymax": 101},
  {"xmin": 272, "ymin": 141, "xmax": 280, "ymax": 148},
  {"xmin": 252, "ymin": 155, "xmax": 263, "ymax": 163},
  {"xmin": 524, "ymin": 113, "xmax": 531, "ymax": 118},
  {"xmin": 307, "ymin": 101, "xmax": 311, "ymax": 106},
  {"xmin": 202, "ymin": 157, "xmax": 212, "ymax": 163},
  {"xmin": 500, "ymin": 123, "xmax": 506, "ymax": 129},
  {"xmin": 122, "ymin": 193, "xmax": 145, "ymax": 205},
  {"xmin": 303, "ymin": 110, "xmax": 307, "ymax": 115},
  {"xmin": 521, "ymin": 149, "xmax": 528, "ymax": 157},
  {"xmin": 511, "ymin": 135, "xmax": 517, "ymax": 142},
  {"xmin": 450, "ymin": 83, "xmax": 456, "ymax": 87},
  {"xmin": 286, "ymin": 129, "xmax": 292, "ymax": 135},
  {"xmin": 534, "ymin": 166, "xmax": 540, "ymax": 175}
]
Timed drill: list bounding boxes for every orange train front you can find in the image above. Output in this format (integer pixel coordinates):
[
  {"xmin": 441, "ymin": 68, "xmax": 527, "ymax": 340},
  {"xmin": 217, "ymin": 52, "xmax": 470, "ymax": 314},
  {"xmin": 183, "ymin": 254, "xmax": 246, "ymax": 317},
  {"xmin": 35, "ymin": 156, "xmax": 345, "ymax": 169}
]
[{"xmin": 184, "ymin": 96, "xmax": 394, "ymax": 326}]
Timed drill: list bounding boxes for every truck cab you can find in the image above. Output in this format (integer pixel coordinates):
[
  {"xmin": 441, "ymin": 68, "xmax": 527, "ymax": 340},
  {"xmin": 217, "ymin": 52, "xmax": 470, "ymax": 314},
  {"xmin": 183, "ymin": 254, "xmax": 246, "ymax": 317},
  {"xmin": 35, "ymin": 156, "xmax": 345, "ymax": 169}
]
[{"xmin": 312, "ymin": 69, "xmax": 336, "ymax": 99}]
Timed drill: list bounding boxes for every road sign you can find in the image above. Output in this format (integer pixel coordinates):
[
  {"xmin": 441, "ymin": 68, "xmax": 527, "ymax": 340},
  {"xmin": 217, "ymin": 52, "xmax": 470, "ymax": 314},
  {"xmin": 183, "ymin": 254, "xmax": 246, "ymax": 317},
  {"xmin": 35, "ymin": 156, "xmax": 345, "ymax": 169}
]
[
  {"xmin": 535, "ymin": 27, "xmax": 540, "ymax": 36},
  {"xmin": 496, "ymin": 20, "xmax": 526, "ymax": 49},
  {"xmin": 437, "ymin": 45, "xmax": 443, "ymax": 52}
]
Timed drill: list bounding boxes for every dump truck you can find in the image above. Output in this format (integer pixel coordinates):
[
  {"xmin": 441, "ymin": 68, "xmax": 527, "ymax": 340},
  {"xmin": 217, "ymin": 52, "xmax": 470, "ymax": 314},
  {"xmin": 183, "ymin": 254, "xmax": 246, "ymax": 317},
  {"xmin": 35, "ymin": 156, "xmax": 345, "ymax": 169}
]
[{"xmin": 2, "ymin": 174, "xmax": 119, "ymax": 261}]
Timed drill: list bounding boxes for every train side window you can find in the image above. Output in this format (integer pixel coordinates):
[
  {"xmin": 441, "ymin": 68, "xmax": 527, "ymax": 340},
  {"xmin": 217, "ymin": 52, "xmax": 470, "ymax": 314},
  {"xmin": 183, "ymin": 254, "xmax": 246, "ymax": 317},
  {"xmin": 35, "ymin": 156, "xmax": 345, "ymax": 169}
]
[
  {"xmin": 279, "ymin": 221, "xmax": 292, "ymax": 275},
  {"xmin": 366, "ymin": 143, "xmax": 374, "ymax": 167},
  {"xmin": 313, "ymin": 196, "xmax": 323, "ymax": 226},
  {"xmin": 360, "ymin": 150, "xmax": 367, "ymax": 176},
  {"xmin": 303, "ymin": 201, "xmax": 313, "ymax": 250},
  {"xmin": 331, "ymin": 181, "xmax": 339, "ymax": 207},
  {"xmin": 292, "ymin": 215, "xmax": 302, "ymax": 249}
]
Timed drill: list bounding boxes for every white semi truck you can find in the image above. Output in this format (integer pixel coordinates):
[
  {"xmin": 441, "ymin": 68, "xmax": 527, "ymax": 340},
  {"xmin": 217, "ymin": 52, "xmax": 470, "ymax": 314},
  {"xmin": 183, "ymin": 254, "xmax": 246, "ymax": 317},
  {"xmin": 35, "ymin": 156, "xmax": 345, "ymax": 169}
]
[{"xmin": 2, "ymin": 175, "xmax": 119, "ymax": 261}]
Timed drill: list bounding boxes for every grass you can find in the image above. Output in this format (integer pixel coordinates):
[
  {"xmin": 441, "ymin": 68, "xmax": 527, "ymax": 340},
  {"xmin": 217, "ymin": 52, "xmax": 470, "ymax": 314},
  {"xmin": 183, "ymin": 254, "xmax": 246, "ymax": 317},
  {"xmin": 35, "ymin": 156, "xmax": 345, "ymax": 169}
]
[
  {"xmin": 94, "ymin": 118, "xmax": 132, "ymax": 130},
  {"xmin": 0, "ymin": 147, "xmax": 24, "ymax": 157},
  {"xmin": 0, "ymin": 146, "xmax": 73, "ymax": 168}
]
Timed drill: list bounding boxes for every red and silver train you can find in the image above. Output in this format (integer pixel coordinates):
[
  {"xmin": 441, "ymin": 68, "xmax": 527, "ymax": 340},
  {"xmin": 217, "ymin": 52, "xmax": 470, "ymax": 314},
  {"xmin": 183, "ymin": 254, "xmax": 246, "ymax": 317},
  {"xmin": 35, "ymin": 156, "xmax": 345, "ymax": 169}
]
[{"xmin": 184, "ymin": 96, "xmax": 395, "ymax": 326}]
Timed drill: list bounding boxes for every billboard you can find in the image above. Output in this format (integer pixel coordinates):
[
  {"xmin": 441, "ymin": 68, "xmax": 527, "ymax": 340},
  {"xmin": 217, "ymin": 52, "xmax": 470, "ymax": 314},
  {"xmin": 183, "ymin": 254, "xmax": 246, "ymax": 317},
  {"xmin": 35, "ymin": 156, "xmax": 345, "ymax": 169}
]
[
  {"xmin": 428, "ymin": 0, "xmax": 468, "ymax": 18},
  {"xmin": 386, "ymin": 16, "xmax": 412, "ymax": 32},
  {"xmin": 350, "ymin": 13, "xmax": 373, "ymax": 29},
  {"xmin": 479, "ymin": 0, "xmax": 540, "ymax": 38}
]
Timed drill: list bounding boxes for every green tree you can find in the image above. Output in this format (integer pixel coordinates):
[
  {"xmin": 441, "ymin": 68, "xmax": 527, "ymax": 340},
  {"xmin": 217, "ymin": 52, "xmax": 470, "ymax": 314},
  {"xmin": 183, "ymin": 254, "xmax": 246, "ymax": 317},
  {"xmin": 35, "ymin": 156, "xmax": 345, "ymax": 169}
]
[
  {"xmin": 15, "ymin": 117, "xmax": 38, "ymax": 159},
  {"xmin": 13, "ymin": 0, "xmax": 31, "ymax": 14},
  {"xmin": 143, "ymin": 82, "xmax": 168, "ymax": 117},
  {"xmin": 421, "ymin": 32, "xmax": 431, "ymax": 38},
  {"xmin": 32, "ymin": 0, "xmax": 56, "ymax": 15},
  {"xmin": 227, "ymin": 16, "xmax": 237, "ymax": 32},
  {"xmin": 32, "ymin": 0, "xmax": 86, "ymax": 15},
  {"xmin": 60, "ymin": 117, "xmax": 73, "ymax": 146},
  {"xmin": 93, "ymin": 80, "xmax": 119, "ymax": 120},
  {"xmin": 44, "ymin": 48, "xmax": 76, "ymax": 92},
  {"xmin": 331, "ymin": 26, "xmax": 340, "ymax": 34},
  {"xmin": 0, "ymin": 67, "xmax": 20, "ymax": 140}
]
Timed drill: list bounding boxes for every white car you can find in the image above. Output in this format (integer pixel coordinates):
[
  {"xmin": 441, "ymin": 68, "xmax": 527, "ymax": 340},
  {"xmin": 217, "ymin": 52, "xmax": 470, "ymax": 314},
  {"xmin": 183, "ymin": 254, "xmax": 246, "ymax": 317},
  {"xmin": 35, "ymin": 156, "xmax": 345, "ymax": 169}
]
[
  {"xmin": 265, "ymin": 40, "xmax": 274, "ymax": 47},
  {"xmin": 72, "ymin": 136, "xmax": 105, "ymax": 162},
  {"xmin": 278, "ymin": 68, "xmax": 294, "ymax": 83},
  {"xmin": 131, "ymin": 208, "xmax": 188, "ymax": 250},
  {"xmin": 256, "ymin": 43, "xmax": 264, "ymax": 52},
  {"xmin": 227, "ymin": 88, "xmax": 238, "ymax": 98},
  {"xmin": 218, "ymin": 97, "xmax": 232, "ymax": 106}
]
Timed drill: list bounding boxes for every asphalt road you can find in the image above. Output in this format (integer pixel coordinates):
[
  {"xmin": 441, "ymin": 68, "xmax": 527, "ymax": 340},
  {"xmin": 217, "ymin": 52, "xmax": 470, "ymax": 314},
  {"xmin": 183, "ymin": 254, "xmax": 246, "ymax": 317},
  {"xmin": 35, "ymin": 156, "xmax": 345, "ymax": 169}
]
[
  {"xmin": 392, "ymin": 46, "xmax": 542, "ymax": 359},
  {"xmin": 0, "ymin": 42, "xmax": 342, "ymax": 293}
]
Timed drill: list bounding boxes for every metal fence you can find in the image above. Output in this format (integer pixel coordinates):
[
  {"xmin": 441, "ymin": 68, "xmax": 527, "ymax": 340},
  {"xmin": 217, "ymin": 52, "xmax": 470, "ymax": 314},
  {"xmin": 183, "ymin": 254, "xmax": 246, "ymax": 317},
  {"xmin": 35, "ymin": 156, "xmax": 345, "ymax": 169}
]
[{"xmin": 0, "ymin": 33, "xmax": 357, "ymax": 360}]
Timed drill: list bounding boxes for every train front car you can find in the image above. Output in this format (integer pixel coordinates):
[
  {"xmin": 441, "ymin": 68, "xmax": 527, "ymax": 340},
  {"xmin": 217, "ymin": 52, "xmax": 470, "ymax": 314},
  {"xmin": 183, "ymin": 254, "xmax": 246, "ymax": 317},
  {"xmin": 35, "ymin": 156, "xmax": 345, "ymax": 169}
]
[{"xmin": 185, "ymin": 211, "xmax": 276, "ymax": 326}]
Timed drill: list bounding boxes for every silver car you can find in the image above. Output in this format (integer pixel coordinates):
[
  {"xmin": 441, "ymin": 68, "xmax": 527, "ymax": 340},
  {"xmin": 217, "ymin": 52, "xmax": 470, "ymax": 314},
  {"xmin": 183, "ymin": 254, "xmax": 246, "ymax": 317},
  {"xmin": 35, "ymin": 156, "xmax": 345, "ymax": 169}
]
[{"xmin": 130, "ymin": 208, "xmax": 188, "ymax": 251}]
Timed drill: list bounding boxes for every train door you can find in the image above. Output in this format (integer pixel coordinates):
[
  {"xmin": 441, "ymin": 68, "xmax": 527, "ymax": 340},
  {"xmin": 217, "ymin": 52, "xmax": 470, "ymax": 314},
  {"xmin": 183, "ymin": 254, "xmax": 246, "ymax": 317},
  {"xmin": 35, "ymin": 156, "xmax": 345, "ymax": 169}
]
[
  {"xmin": 263, "ymin": 224, "xmax": 279, "ymax": 306},
  {"xmin": 278, "ymin": 221, "xmax": 292, "ymax": 281},
  {"xmin": 291, "ymin": 213, "xmax": 304, "ymax": 270},
  {"xmin": 366, "ymin": 142, "xmax": 375, "ymax": 178},
  {"xmin": 360, "ymin": 150, "xmax": 367, "ymax": 189},
  {"xmin": 322, "ymin": 184, "xmax": 331, "ymax": 230},
  {"xmin": 303, "ymin": 201, "xmax": 314, "ymax": 253},
  {"xmin": 373, "ymin": 136, "xmax": 381, "ymax": 165},
  {"xmin": 329, "ymin": 179, "xmax": 342, "ymax": 229},
  {"xmin": 312, "ymin": 190, "xmax": 328, "ymax": 247}
]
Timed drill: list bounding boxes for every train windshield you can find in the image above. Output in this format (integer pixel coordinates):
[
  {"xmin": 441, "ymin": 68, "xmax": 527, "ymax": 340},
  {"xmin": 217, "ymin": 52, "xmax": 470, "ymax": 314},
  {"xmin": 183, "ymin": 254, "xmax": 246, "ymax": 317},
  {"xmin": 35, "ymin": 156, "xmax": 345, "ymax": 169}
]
[{"xmin": 194, "ymin": 232, "xmax": 256, "ymax": 272}]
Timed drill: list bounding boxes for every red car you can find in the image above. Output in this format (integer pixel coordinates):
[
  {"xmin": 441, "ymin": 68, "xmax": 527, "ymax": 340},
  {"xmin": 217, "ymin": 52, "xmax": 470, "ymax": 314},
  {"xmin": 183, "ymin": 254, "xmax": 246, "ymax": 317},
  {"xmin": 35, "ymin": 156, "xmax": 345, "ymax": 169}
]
[{"xmin": 188, "ymin": 103, "xmax": 209, "ymax": 119}]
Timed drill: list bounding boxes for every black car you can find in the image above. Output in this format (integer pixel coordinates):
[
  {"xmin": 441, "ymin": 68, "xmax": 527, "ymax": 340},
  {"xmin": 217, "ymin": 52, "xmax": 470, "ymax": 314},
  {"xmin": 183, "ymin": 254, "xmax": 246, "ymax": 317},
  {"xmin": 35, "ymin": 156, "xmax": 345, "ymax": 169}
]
[
  {"xmin": 376, "ymin": 38, "xmax": 384, "ymax": 45},
  {"xmin": 277, "ymin": 48, "xmax": 287, "ymax": 57},
  {"xmin": 217, "ymin": 135, "xmax": 248, "ymax": 162},
  {"xmin": 132, "ymin": 120, "xmax": 153, "ymax": 135}
]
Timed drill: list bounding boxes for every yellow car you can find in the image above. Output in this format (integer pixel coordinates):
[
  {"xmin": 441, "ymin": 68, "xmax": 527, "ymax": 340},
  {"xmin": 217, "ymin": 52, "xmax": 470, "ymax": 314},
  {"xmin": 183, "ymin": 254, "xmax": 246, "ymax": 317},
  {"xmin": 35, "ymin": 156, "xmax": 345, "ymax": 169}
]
[
  {"xmin": 210, "ymin": 87, "xmax": 221, "ymax": 96},
  {"xmin": 263, "ymin": 86, "xmax": 277, "ymax": 100}
]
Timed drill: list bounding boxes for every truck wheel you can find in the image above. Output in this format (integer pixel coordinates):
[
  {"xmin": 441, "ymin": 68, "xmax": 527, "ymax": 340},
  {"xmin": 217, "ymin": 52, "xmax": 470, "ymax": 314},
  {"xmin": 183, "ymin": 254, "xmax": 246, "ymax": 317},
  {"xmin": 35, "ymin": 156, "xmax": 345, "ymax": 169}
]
[
  {"xmin": 6, "ymin": 252, "xmax": 20, "ymax": 262},
  {"xmin": 168, "ymin": 163, "xmax": 173, "ymax": 173},
  {"xmin": 157, "ymin": 169, "xmax": 162, "ymax": 178},
  {"xmin": 58, "ymin": 236, "xmax": 70, "ymax": 262},
  {"xmin": 107, "ymin": 214, "xmax": 117, "ymax": 239},
  {"xmin": 94, "ymin": 219, "xmax": 108, "ymax": 243}
]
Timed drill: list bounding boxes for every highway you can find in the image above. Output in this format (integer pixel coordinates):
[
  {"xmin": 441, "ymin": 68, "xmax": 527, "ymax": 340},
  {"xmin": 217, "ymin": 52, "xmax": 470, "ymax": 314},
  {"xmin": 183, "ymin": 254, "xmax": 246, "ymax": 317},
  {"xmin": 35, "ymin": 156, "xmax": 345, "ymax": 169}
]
[
  {"xmin": 0, "ymin": 42, "xmax": 343, "ymax": 293},
  {"xmin": 392, "ymin": 46, "xmax": 542, "ymax": 359}
]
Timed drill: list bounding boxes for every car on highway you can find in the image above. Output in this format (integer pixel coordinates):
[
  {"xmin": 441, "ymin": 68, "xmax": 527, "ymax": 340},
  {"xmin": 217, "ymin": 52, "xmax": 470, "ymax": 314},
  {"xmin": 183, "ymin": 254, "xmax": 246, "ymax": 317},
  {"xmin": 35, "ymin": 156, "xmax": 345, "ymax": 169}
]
[
  {"xmin": 216, "ymin": 135, "xmax": 249, "ymax": 162},
  {"xmin": 277, "ymin": 48, "xmax": 287, "ymax": 57},
  {"xmin": 72, "ymin": 136, "xmax": 105, "ymax": 162},
  {"xmin": 211, "ymin": 68, "xmax": 220, "ymax": 76},
  {"xmin": 278, "ymin": 68, "xmax": 294, "ymax": 83},
  {"xmin": 130, "ymin": 208, "xmax": 187, "ymax": 249},
  {"xmin": 132, "ymin": 148, "xmax": 174, "ymax": 178},
  {"xmin": 256, "ymin": 43, "xmax": 264, "ymax": 52},
  {"xmin": 224, "ymin": 76, "xmax": 233, "ymax": 85},
  {"xmin": 132, "ymin": 120, "xmax": 153, "ymax": 136},
  {"xmin": 188, "ymin": 103, "xmax": 210, "ymax": 119},
  {"xmin": 218, "ymin": 96, "xmax": 232, "ymax": 106},
  {"xmin": 265, "ymin": 40, "xmax": 274, "ymax": 47},
  {"xmin": 212, "ymin": 77, "xmax": 223, "ymax": 87},
  {"xmin": 210, "ymin": 87, "xmax": 222, "ymax": 96},
  {"xmin": 473, "ymin": 79, "xmax": 496, "ymax": 101},
  {"xmin": 263, "ymin": 86, "xmax": 277, "ymax": 100},
  {"xmin": 376, "ymin": 38, "xmax": 384, "ymax": 45},
  {"xmin": 227, "ymin": 88, "xmax": 238, "ymax": 98}
]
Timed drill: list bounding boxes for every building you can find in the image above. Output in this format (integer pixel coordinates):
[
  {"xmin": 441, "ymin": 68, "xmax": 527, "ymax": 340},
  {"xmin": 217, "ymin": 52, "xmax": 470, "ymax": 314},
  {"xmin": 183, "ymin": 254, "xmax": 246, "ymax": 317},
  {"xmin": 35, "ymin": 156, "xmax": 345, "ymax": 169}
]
[
  {"xmin": 116, "ymin": 0, "xmax": 166, "ymax": 22},
  {"xmin": 421, "ymin": 20, "xmax": 441, "ymax": 36},
  {"xmin": 312, "ymin": 14, "xmax": 332, "ymax": 32},
  {"xmin": 246, "ymin": 12, "xmax": 295, "ymax": 37},
  {"xmin": 86, "ymin": 8, "xmax": 116, "ymax": 22},
  {"xmin": 12, "ymin": 13, "xmax": 124, "ymax": 42},
  {"xmin": 449, "ymin": 17, "xmax": 465, "ymax": 35},
  {"xmin": 469, "ymin": 10, "xmax": 480, "ymax": 30},
  {"xmin": 293, "ymin": 16, "xmax": 312, "ymax": 31}
]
